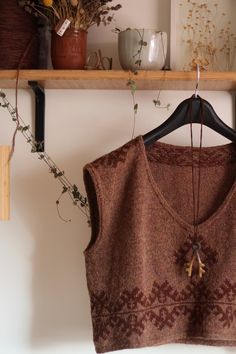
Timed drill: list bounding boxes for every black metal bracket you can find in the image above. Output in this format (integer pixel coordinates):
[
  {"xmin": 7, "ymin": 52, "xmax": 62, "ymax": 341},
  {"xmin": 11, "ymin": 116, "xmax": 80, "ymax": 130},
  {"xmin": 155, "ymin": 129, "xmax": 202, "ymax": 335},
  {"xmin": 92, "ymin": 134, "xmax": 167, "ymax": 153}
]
[{"xmin": 28, "ymin": 81, "xmax": 45, "ymax": 152}]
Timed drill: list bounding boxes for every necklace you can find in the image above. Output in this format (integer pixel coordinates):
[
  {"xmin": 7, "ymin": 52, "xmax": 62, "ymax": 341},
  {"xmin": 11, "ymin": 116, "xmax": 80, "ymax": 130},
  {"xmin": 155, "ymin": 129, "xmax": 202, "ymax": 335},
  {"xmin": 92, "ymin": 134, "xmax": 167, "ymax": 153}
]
[{"xmin": 185, "ymin": 97, "xmax": 206, "ymax": 279}]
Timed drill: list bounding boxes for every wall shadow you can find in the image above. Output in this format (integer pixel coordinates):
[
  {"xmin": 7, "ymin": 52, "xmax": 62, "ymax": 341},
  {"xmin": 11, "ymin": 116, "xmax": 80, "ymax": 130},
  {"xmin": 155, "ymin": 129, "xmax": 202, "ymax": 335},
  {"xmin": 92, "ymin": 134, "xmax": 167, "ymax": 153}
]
[
  {"xmin": 225, "ymin": 348, "xmax": 236, "ymax": 353},
  {"xmin": 14, "ymin": 151, "xmax": 93, "ymax": 348}
]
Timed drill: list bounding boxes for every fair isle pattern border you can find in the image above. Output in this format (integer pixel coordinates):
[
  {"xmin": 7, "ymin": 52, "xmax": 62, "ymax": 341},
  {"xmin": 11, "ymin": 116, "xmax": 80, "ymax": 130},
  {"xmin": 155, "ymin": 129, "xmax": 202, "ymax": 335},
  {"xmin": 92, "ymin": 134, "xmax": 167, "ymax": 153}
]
[{"xmin": 91, "ymin": 279, "xmax": 236, "ymax": 341}]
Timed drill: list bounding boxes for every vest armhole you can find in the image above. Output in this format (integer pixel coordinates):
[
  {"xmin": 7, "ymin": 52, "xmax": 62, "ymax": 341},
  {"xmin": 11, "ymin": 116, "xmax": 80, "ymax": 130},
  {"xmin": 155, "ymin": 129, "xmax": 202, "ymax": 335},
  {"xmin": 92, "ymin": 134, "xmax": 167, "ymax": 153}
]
[{"xmin": 83, "ymin": 164, "xmax": 103, "ymax": 255}]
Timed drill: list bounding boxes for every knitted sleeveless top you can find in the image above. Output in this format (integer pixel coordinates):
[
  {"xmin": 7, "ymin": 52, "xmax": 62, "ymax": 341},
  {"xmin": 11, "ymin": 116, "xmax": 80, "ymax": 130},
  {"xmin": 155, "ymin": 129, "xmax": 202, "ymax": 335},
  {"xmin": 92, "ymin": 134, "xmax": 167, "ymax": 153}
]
[{"xmin": 83, "ymin": 135, "xmax": 236, "ymax": 354}]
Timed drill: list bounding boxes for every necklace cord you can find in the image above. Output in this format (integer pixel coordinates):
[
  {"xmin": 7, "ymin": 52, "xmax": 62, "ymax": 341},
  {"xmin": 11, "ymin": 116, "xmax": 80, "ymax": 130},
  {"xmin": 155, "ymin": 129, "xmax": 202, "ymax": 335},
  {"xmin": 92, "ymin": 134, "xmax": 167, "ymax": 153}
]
[
  {"xmin": 188, "ymin": 97, "xmax": 204, "ymax": 242},
  {"xmin": 195, "ymin": 99, "xmax": 204, "ymax": 239}
]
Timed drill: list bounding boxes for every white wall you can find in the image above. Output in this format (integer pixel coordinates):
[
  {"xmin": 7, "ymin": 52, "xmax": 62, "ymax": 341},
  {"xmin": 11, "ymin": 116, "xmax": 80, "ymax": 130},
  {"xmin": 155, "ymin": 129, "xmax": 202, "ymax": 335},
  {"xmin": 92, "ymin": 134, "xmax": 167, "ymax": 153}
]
[{"xmin": 0, "ymin": 1, "xmax": 236, "ymax": 353}]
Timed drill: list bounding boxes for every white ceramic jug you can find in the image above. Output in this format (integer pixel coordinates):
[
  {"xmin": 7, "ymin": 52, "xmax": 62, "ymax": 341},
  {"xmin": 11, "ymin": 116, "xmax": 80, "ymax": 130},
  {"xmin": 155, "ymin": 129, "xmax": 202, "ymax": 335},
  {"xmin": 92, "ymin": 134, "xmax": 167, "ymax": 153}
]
[{"xmin": 118, "ymin": 29, "xmax": 167, "ymax": 71}]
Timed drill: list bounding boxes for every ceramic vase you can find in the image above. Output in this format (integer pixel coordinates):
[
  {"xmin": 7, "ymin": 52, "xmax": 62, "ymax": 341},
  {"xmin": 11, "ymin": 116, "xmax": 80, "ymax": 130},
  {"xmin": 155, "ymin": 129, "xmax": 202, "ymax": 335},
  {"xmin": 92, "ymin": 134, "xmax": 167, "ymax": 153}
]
[{"xmin": 118, "ymin": 29, "xmax": 167, "ymax": 71}]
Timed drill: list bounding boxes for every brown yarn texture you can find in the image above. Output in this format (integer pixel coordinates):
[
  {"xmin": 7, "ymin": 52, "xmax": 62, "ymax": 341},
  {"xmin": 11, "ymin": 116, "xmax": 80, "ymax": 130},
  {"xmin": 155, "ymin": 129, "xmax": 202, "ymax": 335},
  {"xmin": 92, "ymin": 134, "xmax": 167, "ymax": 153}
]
[{"xmin": 83, "ymin": 135, "xmax": 236, "ymax": 353}]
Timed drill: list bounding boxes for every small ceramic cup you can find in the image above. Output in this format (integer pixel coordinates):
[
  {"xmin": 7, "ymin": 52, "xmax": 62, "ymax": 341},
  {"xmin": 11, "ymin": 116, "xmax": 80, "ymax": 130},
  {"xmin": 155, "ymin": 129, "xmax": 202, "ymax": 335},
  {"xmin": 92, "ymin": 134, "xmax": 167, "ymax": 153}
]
[{"xmin": 118, "ymin": 29, "xmax": 167, "ymax": 71}]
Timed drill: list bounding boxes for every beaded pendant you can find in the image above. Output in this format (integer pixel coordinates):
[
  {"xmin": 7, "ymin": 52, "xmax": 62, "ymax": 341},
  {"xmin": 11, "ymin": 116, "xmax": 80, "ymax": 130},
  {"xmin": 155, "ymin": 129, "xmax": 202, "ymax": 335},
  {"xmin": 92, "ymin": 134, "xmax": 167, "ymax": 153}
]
[{"xmin": 185, "ymin": 242, "xmax": 206, "ymax": 278}]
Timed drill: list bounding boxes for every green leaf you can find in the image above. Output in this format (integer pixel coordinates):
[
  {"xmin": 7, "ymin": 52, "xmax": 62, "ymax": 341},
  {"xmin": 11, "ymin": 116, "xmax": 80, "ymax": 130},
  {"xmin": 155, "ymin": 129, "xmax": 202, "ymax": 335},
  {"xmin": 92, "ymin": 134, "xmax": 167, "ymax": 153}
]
[
  {"xmin": 73, "ymin": 184, "xmax": 78, "ymax": 192},
  {"xmin": 57, "ymin": 171, "xmax": 64, "ymax": 177},
  {"xmin": 134, "ymin": 103, "xmax": 138, "ymax": 114},
  {"xmin": 1, "ymin": 103, "xmax": 9, "ymax": 108},
  {"xmin": 62, "ymin": 186, "xmax": 68, "ymax": 193},
  {"xmin": 38, "ymin": 154, "xmax": 44, "ymax": 160},
  {"xmin": 22, "ymin": 125, "xmax": 30, "ymax": 131},
  {"xmin": 139, "ymin": 40, "xmax": 147, "ymax": 46},
  {"xmin": 127, "ymin": 79, "xmax": 137, "ymax": 94},
  {"xmin": 153, "ymin": 99, "xmax": 161, "ymax": 107},
  {"xmin": 135, "ymin": 60, "xmax": 142, "ymax": 66}
]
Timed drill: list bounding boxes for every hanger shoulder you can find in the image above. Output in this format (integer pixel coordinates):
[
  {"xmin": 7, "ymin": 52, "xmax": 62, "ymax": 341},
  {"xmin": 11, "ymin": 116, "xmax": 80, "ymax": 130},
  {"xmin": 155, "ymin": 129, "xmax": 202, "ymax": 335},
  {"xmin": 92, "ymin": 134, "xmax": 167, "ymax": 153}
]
[
  {"xmin": 143, "ymin": 97, "xmax": 197, "ymax": 145},
  {"xmin": 143, "ymin": 95, "xmax": 236, "ymax": 146},
  {"xmin": 202, "ymin": 99, "xmax": 236, "ymax": 143}
]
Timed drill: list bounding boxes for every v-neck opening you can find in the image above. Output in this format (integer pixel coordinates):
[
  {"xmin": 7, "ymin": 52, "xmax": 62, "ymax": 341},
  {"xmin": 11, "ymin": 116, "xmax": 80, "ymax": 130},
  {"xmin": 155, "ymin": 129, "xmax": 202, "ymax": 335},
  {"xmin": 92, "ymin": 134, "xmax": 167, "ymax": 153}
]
[{"xmin": 137, "ymin": 135, "xmax": 236, "ymax": 233}]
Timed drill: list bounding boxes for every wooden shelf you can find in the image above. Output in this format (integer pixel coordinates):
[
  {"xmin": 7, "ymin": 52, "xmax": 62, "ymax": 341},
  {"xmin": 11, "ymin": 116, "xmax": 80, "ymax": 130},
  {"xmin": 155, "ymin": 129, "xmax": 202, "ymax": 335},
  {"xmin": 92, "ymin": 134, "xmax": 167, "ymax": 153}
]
[{"xmin": 0, "ymin": 70, "xmax": 236, "ymax": 91}]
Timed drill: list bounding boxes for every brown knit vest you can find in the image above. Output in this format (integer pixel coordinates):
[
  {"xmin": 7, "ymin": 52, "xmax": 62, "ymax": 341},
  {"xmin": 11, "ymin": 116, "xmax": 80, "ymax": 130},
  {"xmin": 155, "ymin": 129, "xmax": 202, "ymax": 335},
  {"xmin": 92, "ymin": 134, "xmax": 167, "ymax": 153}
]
[{"xmin": 83, "ymin": 135, "xmax": 236, "ymax": 353}]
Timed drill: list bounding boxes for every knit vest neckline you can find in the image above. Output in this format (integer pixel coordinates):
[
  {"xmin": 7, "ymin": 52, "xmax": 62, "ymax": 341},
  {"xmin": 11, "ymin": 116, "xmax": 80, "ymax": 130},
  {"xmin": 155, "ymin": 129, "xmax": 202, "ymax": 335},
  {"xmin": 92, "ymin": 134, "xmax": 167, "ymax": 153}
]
[{"xmin": 138, "ymin": 134, "xmax": 236, "ymax": 233}]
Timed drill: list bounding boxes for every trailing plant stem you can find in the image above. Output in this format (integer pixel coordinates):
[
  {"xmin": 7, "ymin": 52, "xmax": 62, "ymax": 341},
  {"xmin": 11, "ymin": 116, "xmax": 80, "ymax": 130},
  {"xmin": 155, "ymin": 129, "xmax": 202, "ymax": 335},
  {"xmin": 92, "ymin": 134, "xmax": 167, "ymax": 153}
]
[{"xmin": 0, "ymin": 90, "xmax": 89, "ymax": 221}]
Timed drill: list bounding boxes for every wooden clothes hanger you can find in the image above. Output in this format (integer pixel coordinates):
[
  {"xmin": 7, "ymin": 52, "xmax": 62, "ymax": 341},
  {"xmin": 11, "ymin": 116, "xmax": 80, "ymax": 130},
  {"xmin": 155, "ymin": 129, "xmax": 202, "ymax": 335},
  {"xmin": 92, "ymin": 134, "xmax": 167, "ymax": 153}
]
[{"xmin": 142, "ymin": 65, "xmax": 236, "ymax": 146}]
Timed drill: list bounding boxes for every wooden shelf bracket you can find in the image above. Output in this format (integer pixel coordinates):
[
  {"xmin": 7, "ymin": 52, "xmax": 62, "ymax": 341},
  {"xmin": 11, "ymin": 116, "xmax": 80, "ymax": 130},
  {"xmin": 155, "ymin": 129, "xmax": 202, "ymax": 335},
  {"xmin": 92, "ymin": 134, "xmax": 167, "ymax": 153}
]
[{"xmin": 28, "ymin": 81, "xmax": 45, "ymax": 152}]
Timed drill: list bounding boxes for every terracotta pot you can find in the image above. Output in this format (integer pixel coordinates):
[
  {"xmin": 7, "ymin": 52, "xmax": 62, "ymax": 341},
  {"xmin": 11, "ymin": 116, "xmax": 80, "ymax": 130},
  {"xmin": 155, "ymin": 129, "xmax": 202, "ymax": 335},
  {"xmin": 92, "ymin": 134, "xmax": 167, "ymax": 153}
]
[{"xmin": 51, "ymin": 28, "xmax": 87, "ymax": 69}]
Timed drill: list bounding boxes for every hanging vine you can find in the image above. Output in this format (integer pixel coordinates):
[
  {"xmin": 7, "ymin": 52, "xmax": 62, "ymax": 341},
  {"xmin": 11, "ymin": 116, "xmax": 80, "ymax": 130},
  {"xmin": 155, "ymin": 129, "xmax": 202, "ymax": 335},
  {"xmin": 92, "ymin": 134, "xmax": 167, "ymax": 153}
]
[
  {"xmin": 0, "ymin": 89, "xmax": 90, "ymax": 224},
  {"xmin": 123, "ymin": 29, "xmax": 170, "ymax": 138}
]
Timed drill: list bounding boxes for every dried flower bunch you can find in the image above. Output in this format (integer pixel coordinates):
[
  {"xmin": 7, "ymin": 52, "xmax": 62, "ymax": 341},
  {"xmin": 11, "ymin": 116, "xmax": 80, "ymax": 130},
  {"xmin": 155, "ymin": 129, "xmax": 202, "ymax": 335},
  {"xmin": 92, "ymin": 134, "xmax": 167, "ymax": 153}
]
[
  {"xmin": 18, "ymin": 0, "xmax": 121, "ymax": 30},
  {"xmin": 179, "ymin": 0, "xmax": 236, "ymax": 71}
]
